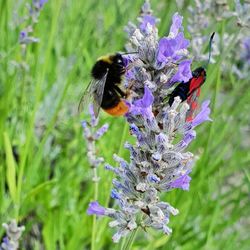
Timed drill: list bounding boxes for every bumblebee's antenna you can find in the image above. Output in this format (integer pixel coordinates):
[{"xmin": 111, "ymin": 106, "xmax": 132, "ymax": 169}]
[
  {"xmin": 206, "ymin": 32, "xmax": 215, "ymax": 67},
  {"xmin": 121, "ymin": 51, "xmax": 138, "ymax": 55}
]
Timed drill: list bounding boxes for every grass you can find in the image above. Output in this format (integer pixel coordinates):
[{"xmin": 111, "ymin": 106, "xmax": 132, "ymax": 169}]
[{"xmin": 0, "ymin": 0, "xmax": 249, "ymax": 249}]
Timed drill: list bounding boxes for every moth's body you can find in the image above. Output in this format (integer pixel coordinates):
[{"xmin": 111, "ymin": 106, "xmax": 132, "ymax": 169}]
[{"xmin": 169, "ymin": 67, "xmax": 206, "ymax": 121}]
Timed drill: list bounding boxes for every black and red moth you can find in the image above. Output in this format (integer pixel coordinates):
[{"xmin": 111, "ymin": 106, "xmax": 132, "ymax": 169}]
[
  {"xmin": 168, "ymin": 66, "xmax": 206, "ymax": 122},
  {"xmin": 168, "ymin": 32, "xmax": 214, "ymax": 122}
]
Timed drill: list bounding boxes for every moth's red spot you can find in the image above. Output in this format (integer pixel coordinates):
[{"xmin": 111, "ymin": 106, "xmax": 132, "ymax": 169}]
[
  {"xmin": 188, "ymin": 74, "xmax": 205, "ymax": 95},
  {"xmin": 191, "ymin": 101, "xmax": 198, "ymax": 110},
  {"xmin": 197, "ymin": 87, "xmax": 201, "ymax": 96},
  {"xmin": 186, "ymin": 116, "xmax": 193, "ymax": 122}
]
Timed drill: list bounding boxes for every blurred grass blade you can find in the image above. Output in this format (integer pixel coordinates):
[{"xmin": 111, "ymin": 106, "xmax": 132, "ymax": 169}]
[
  {"xmin": 3, "ymin": 131, "xmax": 17, "ymax": 203},
  {"xmin": 23, "ymin": 179, "xmax": 58, "ymax": 201}
]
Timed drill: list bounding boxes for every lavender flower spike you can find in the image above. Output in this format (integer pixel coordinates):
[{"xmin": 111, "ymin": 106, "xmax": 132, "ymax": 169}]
[
  {"xmin": 87, "ymin": 1, "xmax": 212, "ymax": 243},
  {"xmin": 82, "ymin": 105, "xmax": 109, "ymax": 181},
  {"xmin": 19, "ymin": 0, "xmax": 48, "ymax": 46},
  {"xmin": 1, "ymin": 220, "xmax": 25, "ymax": 250}
]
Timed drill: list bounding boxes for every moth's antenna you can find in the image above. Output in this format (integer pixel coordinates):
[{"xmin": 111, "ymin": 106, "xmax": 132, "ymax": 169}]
[{"xmin": 206, "ymin": 32, "xmax": 215, "ymax": 67}]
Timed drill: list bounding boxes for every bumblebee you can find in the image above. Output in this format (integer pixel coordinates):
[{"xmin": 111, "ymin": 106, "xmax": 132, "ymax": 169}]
[{"xmin": 78, "ymin": 53, "xmax": 129, "ymax": 117}]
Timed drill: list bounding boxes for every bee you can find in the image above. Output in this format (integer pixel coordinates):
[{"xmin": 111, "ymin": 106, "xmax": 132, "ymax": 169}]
[{"xmin": 78, "ymin": 53, "xmax": 130, "ymax": 118}]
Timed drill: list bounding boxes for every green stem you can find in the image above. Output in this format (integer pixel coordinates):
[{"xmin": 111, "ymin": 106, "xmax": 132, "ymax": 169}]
[
  {"xmin": 122, "ymin": 227, "xmax": 139, "ymax": 250},
  {"xmin": 91, "ymin": 167, "xmax": 99, "ymax": 250}
]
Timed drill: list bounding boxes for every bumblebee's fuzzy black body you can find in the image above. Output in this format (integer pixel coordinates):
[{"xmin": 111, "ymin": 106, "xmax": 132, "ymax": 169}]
[
  {"xmin": 78, "ymin": 53, "xmax": 129, "ymax": 117},
  {"xmin": 91, "ymin": 53, "xmax": 126, "ymax": 110}
]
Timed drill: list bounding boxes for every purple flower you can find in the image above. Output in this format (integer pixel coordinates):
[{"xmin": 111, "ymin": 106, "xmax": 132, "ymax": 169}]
[
  {"xmin": 33, "ymin": 0, "xmax": 48, "ymax": 9},
  {"xmin": 157, "ymin": 32, "xmax": 190, "ymax": 63},
  {"xmin": 88, "ymin": 104, "xmax": 98, "ymax": 126},
  {"xmin": 128, "ymin": 86, "xmax": 154, "ymax": 117},
  {"xmin": 148, "ymin": 174, "xmax": 160, "ymax": 183},
  {"xmin": 241, "ymin": 37, "xmax": 250, "ymax": 64},
  {"xmin": 183, "ymin": 130, "xmax": 196, "ymax": 145},
  {"xmin": 19, "ymin": 30, "xmax": 27, "ymax": 40},
  {"xmin": 39, "ymin": 0, "xmax": 48, "ymax": 7},
  {"xmin": 170, "ymin": 171, "xmax": 191, "ymax": 190},
  {"xmin": 2, "ymin": 237, "xmax": 10, "ymax": 245},
  {"xmin": 169, "ymin": 13, "xmax": 183, "ymax": 37},
  {"xmin": 178, "ymin": 130, "xmax": 196, "ymax": 149},
  {"xmin": 87, "ymin": 201, "xmax": 105, "ymax": 216},
  {"xmin": 140, "ymin": 15, "xmax": 157, "ymax": 33},
  {"xmin": 19, "ymin": 30, "xmax": 39, "ymax": 44},
  {"xmin": 81, "ymin": 120, "xmax": 87, "ymax": 128},
  {"xmin": 111, "ymin": 189, "xmax": 121, "ymax": 200},
  {"xmin": 192, "ymin": 100, "xmax": 212, "ymax": 127},
  {"xmin": 123, "ymin": 54, "xmax": 136, "ymax": 67},
  {"xmin": 170, "ymin": 60, "xmax": 192, "ymax": 84},
  {"xmin": 94, "ymin": 124, "xmax": 109, "ymax": 140}
]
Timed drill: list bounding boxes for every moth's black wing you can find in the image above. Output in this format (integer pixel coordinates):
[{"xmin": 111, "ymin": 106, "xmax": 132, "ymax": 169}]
[{"xmin": 78, "ymin": 71, "xmax": 108, "ymax": 118}]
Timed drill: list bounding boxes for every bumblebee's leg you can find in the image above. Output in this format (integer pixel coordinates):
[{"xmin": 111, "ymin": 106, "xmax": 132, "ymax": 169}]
[{"xmin": 114, "ymin": 85, "xmax": 126, "ymax": 98}]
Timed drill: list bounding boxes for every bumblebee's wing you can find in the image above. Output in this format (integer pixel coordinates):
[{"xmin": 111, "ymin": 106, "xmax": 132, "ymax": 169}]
[
  {"xmin": 78, "ymin": 80, "xmax": 92, "ymax": 113},
  {"xmin": 78, "ymin": 71, "xmax": 108, "ymax": 118}
]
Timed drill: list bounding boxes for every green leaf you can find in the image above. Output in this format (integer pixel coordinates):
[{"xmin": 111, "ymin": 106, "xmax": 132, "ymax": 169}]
[{"xmin": 3, "ymin": 131, "xmax": 17, "ymax": 203}]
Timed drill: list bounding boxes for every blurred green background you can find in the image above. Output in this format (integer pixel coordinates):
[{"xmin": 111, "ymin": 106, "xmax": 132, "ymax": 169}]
[{"xmin": 0, "ymin": 0, "xmax": 249, "ymax": 249}]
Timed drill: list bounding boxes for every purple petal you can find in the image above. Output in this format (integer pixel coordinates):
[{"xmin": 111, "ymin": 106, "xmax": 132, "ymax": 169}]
[
  {"xmin": 140, "ymin": 15, "xmax": 157, "ymax": 33},
  {"xmin": 123, "ymin": 54, "xmax": 135, "ymax": 67},
  {"xmin": 128, "ymin": 86, "xmax": 154, "ymax": 117},
  {"xmin": 170, "ymin": 171, "xmax": 191, "ymax": 190},
  {"xmin": 2, "ymin": 237, "xmax": 9, "ymax": 245},
  {"xmin": 169, "ymin": 13, "xmax": 183, "ymax": 37},
  {"xmin": 39, "ymin": 0, "xmax": 48, "ymax": 8},
  {"xmin": 192, "ymin": 100, "xmax": 212, "ymax": 127},
  {"xmin": 170, "ymin": 59, "xmax": 192, "ymax": 83},
  {"xmin": 134, "ymin": 86, "xmax": 154, "ymax": 107},
  {"xmin": 87, "ymin": 201, "xmax": 105, "ymax": 216},
  {"xmin": 241, "ymin": 37, "xmax": 250, "ymax": 64},
  {"xmin": 94, "ymin": 124, "xmax": 109, "ymax": 140},
  {"xmin": 81, "ymin": 120, "xmax": 87, "ymax": 128},
  {"xmin": 243, "ymin": 37, "xmax": 250, "ymax": 51},
  {"xmin": 125, "ymin": 69, "xmax": 135, "ymax": 82},
  {"xmin": 89, "ymin": 104, "xmax": 98, "ymax": 126},
  {"xmin": 19, "ymin": 30, "xmax": 27, "ymax": 40},
  {"xmin": 183, "ymin": 130, "xmax": 196, "ymax": 145},
  {"xmin": 157, "ymin": 32, "xmax": 189, "ymax": 63},
  {"xmin": 173, "ymin": 32, "xmax": 190, "ymax": 54},
  {"xmin": 148, "ymin": 174, "xmax": 160, "ymax": 183},
  {"xmin": 178, "ymin": 130, "xmax": 196, "ymax": 149},
  {"xmin": 111, "ymin": 189, "xmax": 121, "ymax": 200}
]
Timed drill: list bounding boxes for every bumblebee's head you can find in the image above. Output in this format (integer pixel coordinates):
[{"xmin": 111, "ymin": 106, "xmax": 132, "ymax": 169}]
[
  {"xmin": 110, "ymin": 53, "xmax": 126, "ymax": 74},
  {"xmin": 113, "ymin": 53, "xmax": 125, "ymax": 67},
  {"xmin": 192, "ymin": 67, "xmax": 206, "ymax": 78}
]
